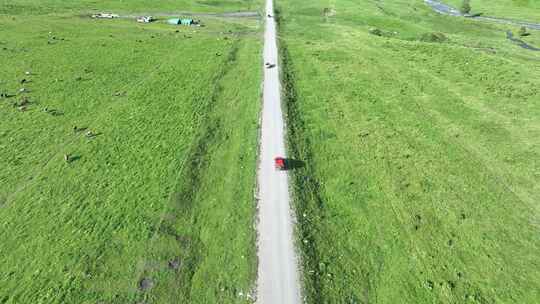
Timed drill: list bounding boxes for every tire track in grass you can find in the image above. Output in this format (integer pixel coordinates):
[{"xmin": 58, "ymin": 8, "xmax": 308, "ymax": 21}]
[{"xmin": 133, "ymin": 40, "xmax": 240, "ymax": 302}]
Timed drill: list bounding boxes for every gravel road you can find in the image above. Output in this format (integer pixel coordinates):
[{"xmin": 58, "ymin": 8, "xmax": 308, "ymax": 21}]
[{"xmin": 255, "ymin": 0, "xmax": 302, "ymax": 303}]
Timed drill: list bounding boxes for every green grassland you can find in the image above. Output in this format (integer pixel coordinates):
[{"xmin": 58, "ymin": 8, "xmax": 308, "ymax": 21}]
[
  {"xmin": 278, "ymin": 0, "xmax": 540, "ymax": 303},
  {"xmin": 445, "ymin": 0, "xmax": 540, "ymax": 22},
  {"xmin": 1, "ymin": 0, "xmax": 259, "ymax": 15},
  {"xmin": 0, "ymin": 1, "xmax": 261, "ymax": 303}
]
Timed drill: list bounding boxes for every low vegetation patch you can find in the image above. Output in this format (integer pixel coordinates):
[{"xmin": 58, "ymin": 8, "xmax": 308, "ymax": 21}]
[{"xmin": 419, "ymin": 32, "xmax": 448, "ymax": 43}]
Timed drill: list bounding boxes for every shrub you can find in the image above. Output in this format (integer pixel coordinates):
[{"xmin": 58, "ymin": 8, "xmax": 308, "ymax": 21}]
[
  {"xmin": 460, "ymin": 0, "xmax": 471, "ymax": 14},
  {"xmin": 518, "ymin": 26, "xmax": 530, "ymax": 37},
  {"xmin": 420, "ymin": 32, "xmax": 448, "ymax": 43},
  {"xmin": 369, "ymin": 28, "xmax": 383, "ymax": 36}
]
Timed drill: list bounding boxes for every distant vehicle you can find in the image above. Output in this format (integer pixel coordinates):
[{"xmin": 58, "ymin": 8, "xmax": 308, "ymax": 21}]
[
  {"xmin": 137, "ymin": 16, "xmax": 155, "ymax": 23},
  {"xmin": 92, "ymin": 13, "xmax": 119, "ymax": 19},
  {"xmin": 274, "ymin": 157, "xmax": 286, "ymax": 170}
]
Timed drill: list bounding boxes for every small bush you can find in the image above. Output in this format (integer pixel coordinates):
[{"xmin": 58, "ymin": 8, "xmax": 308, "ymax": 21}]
[
  {"xmin": 518, "ymin": 26, "xmax": 531, "ymax": 37},
  {"xmin": 420, "ymin": 32, "xmax": 448, "ymax": 43},
  {"xmin": 460, "ymin": 0, "xmax": 471, "ymax": 14},
  {"xmin": 369, "ymin": 28, "xmax": 383, "ymax": 36}
]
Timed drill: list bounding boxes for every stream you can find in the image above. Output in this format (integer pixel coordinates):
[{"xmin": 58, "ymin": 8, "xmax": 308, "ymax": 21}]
[{"xmin": 424, "ymin": 0, "xmax": 540, "ymax": 51}]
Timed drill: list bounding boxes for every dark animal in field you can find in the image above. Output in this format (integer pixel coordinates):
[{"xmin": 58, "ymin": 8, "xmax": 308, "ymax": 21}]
[
  {"xmin": 43, "ymin": 107, "xmax": 63, "ymax": 116},
  {"xmin": 0, "ymin": 92, "xmax": 15, "ymax": 98},
  {"xmin": 73, "ymin": 126, "xmax": 87, "ymax": 133},
  {"xmin": 20, "ymin": 78, "xmax": 29, "ymax": 84}
]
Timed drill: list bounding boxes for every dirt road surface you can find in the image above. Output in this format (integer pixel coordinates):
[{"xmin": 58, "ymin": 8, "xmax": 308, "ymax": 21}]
[{"xmin": 255, "ymin": 0, "xmax": 302, "ymax": 303}]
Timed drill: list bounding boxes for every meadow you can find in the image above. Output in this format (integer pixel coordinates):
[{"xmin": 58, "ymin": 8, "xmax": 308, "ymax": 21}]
[
  {"xmin": 445, "ymin": 0, "xmax": 540, "ymax": 22},
  {"xmin": 277, "ymin": 0, "xmax": 540, "ymax": 303},
  {"xmin": 0, "ymin": 1, "xmax": 262, "ymax": 303},
  {"xmin": 1, "ymin": 0, "xmax": 259, "ymax": 15}
]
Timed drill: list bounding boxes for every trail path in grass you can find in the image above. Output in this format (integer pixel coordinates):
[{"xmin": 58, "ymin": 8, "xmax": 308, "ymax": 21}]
[
  {"xmin": 424, "ymin": 0, "xmax": 540, "ymax": 30},
  {"xmin": 255, "ymin": 0, "xmax": 301, "ymax": 303}
]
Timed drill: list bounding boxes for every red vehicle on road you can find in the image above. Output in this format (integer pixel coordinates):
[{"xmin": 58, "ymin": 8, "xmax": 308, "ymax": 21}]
[{"xmin": 274, "ymin": 157, "xmax": 286, "ymax": 170}]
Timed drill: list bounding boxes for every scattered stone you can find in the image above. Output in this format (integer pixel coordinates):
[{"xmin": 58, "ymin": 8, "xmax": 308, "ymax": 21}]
[
  {"xmin": 168, "ymin": 258, "xmax": 181, "ymax": 270},
  {"xmin": 369, "ymin": 28, "xmax": 383, "ymax": 36},
  {"xmin": 425, "ymin": 280, "xmax": 434, "ymax": 290},
  {"xmin": 138, "ymin": 277, "xmax": 154, "ymax": 291},
  {"xmin": 323, "ymin": 7, "xmax": 336, "ymax": 17},
  {"xmin": 19, "ymin": 88, "xmax": 29, "ymax": 94},
  {"xmin": 15, "ymin": 96, "xmax": 31, "ymax": 107}
]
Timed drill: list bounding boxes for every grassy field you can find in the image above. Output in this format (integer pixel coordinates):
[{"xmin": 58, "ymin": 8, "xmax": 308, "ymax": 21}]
[
  {"xmin": 278, "ymin": 0, "xmax": 540, "ymax": 303},
  {"xmin": 445, "ymin": 0, "xmax": 540, "ymax": 22},
  {"xmin": 1, "ymin": 0, "xmax": 260, "ymax": 15},
  {"xmin": 0, "ymin": 1, "xmax": 261, "ymax": 303}
]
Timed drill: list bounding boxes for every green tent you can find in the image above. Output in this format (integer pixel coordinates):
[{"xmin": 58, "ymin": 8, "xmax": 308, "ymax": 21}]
[{"xmin": 167, "ymin": 18, "xmax": 194, "ymax": 25}]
